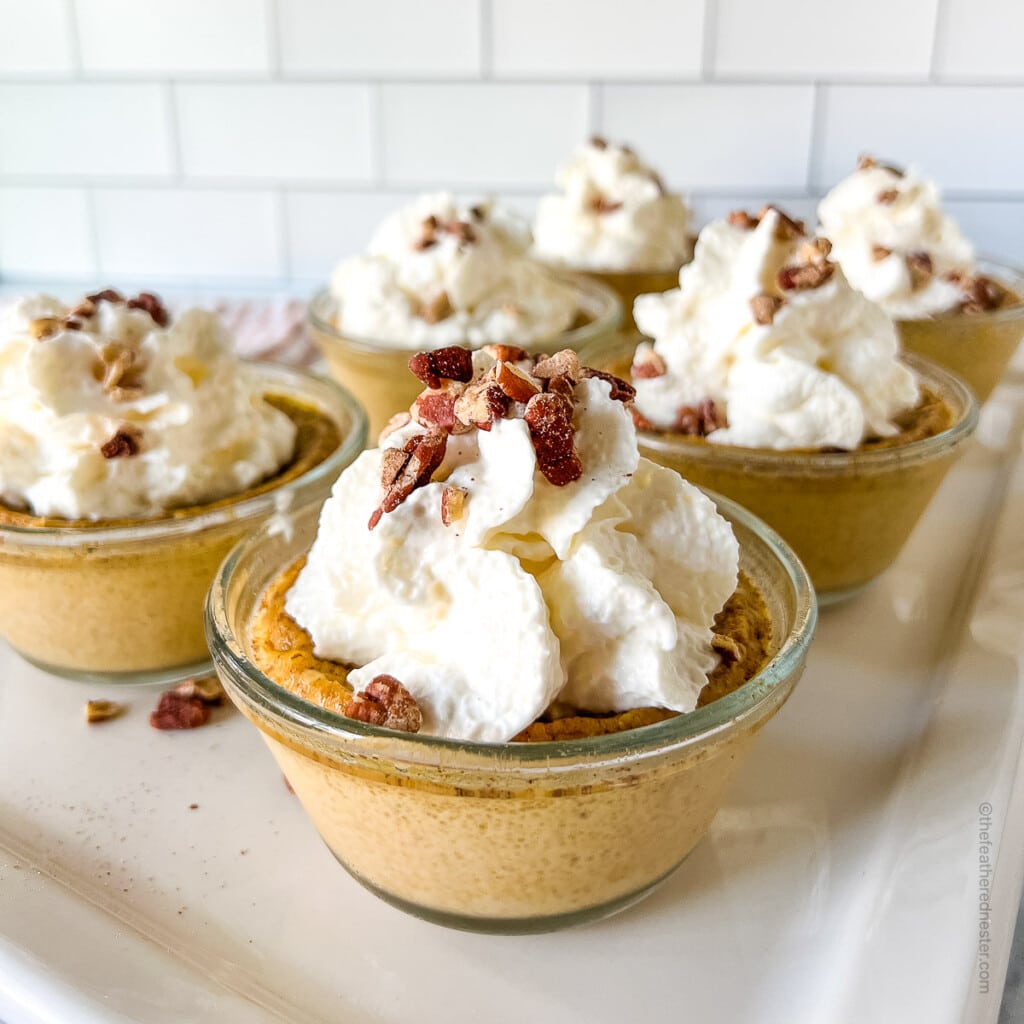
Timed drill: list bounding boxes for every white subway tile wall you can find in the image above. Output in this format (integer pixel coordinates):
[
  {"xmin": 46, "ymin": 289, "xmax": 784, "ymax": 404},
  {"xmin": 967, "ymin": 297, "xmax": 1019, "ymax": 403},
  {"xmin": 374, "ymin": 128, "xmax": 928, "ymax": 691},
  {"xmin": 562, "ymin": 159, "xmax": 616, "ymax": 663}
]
[{"xmin": 0, "ymin": 0, "xmax": 1021, "ymax": 286}]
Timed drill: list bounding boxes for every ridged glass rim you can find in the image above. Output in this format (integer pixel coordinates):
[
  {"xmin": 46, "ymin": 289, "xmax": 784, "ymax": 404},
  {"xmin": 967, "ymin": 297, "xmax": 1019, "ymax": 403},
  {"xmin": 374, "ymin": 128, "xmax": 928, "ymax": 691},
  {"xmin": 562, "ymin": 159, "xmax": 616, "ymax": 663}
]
[
  {"xmin": 633, "ymin": 352, "xmax": 978, "ymax": 472},
  {"xmin": 895, "ymin": 256, "xmax": 1024, "ymax": 326},
  {"xmin": 306, "ymin": 269, "xmax": 623, "ymax": 356},
  {"xmin": 0, "ymin": 362, "xmax": 368, "ymax": 547},
  {"xmin": 206, "ymin": 490, "xmax": 817, "ymax": 768}
]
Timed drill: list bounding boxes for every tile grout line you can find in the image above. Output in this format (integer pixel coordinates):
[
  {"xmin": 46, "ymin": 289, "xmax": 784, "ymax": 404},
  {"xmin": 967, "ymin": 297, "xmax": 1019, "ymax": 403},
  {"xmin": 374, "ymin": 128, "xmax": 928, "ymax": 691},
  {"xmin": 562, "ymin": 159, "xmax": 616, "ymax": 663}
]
[
  {"xmin": 587, "ymin": 83, "xmax": 602, "ymax": 135},
  {"xmin": 368, "ymin": 82, "xmax": 386, "ymax": 186},
  {"xmin": 806, "ymin": 81, "xmax": 827, "ymax": 193},
  {"xmin": 163, "ymin": 81, "xmax": 184, "ymax": 184},
  {"xmin": 929, "ymin": 0, "xmax": 949, "ymax": 82},
  {"xmin": 65, "ymin": 0, "xmax": 83, "ymax": 74},
  {"xmin": 478, "ymin": 0, "xmax": 493, "ymax": 79},
  {"xmin": 265, "ymin": 0, "xmax": 282, "ymax": 79},
  {"xmin": 701, "ymin": 0, "xmax": 717, "ymax": 80}
]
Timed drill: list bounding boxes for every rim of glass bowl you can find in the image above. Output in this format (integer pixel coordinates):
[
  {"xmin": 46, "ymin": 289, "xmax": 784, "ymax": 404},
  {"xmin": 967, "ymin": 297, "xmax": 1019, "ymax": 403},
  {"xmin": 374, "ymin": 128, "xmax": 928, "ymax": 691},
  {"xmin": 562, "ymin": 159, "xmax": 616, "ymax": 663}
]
[
  {"xmin": 206, "ymin": 490, "xmax": 817, "ymax": 769},
  {"xmin": 896, "ymin": 256, "xmax": 1024, "ymax": 325},
  {"xmin": 0, "ymin": 362, "xmax": 368, "ymax": 548},
  {"xmin": 306, "ymin": 269, "xmax": 623, "ymax": 356},
  {"xmin": 629, "ymin": 352, "xmax": 978, "ymax": 473}
]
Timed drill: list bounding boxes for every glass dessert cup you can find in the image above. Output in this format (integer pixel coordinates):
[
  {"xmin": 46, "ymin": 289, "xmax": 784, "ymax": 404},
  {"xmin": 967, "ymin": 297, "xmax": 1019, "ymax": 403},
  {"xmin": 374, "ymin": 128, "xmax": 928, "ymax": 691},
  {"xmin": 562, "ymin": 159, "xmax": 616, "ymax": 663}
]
[
  {"xmin": 896, "ymin": 258, "xmax": 1024, "ymax": 403},
  {"xmin": 307, "ymin": 272, "xmax": 621, "ymax": 441},
  {"xmin": 582, "ymin": 340, "xmax": 979, "ymax": 604},
  {"xmin": 0, "ymin": 365, "xmax": 367, "ymax": 686},
  {"xmin": 206, "ymin": 494, "xmax": 816, "ymax": 935}
]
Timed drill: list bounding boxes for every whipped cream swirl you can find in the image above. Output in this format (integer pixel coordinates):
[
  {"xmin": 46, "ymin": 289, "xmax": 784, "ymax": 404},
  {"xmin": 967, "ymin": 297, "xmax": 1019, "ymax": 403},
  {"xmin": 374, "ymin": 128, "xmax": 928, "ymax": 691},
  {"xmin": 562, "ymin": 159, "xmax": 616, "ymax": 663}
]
[
  {"xmin": 286, "ymin": 346, "xmax": 739, "ymax": 743},
  {"xmin": 329, "ymin": 193, "xmax": 579, "ymax": 350},
  {"xmin": 818, "ymin": 157, "xmax": 974, "ymax": 319},
  {"xmin": 631, "ymin": 207, "xmax": 920, "ymax": 450},
  {"xmin": 533, "ymin": 137, "xmax": 692, "ymax": 272},
  {"xmin": 0, "ymin": 291, "xmax": 297, "ymax": 520}
]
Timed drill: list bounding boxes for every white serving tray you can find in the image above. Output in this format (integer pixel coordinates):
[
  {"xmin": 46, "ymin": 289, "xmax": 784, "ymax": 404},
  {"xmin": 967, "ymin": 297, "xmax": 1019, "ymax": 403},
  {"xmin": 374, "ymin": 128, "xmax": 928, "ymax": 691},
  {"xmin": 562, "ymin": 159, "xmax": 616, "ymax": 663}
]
[{"xmin": 2, "ymin": 382, "xmax": 1024, "ymax": 1024}]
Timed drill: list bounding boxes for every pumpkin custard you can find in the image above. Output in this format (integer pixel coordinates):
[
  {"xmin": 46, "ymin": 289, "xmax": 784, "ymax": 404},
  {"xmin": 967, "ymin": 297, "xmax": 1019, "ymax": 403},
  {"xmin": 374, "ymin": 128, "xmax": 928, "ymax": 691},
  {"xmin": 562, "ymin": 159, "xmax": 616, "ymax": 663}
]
[
  {"xmin": 0, "ymin": 289, "xmax": 364, "ymax": 682},
  {"xmin": 208, "ymin": 344, "xmax": 814, "ymax": 933}
]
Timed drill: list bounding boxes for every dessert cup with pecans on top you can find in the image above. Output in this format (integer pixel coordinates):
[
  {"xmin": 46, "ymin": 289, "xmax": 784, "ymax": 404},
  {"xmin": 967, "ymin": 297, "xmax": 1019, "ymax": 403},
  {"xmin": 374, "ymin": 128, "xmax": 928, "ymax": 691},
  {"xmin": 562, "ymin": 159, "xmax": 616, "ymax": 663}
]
[
  {"xmin": 533, "ymin": 136, "xmax": 694, "ymax": 337},
  {"xmin": 0, "ymin": 290, "xmax": 366, "ymax": 684},
  {"xmin": 819, "ymin": 156, "xmax": 1024, "ymax": 401},
  {"xmin": 207, "ymin": 344, "xmax": 816, "ymax": 932},
  {"xmin": 308, "ymin": 193, "xmax": 621, "ymax": 439},
  {"xmin": 583, "ymin": 205, "xmax": 980, "ymax": 602}
]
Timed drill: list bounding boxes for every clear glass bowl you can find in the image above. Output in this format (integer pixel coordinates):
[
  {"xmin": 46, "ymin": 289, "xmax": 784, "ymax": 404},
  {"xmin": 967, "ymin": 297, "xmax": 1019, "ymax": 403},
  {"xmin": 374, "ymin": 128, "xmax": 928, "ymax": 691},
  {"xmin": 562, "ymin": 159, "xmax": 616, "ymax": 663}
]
[
  {"xmin": 582, "ymin": 340, "xmax": 979, "ymax": 603},
  {"xmin": 0, "ymin": 364, "xmax": 367, "ymax": 685},
  {"xmin": 206, "ymin": 492, "xmax": 816, "ymax": 934},
  {"xmin": 897, "ymin": 258, "xmax": 1024, "ymax": 403},
  {"xmin": 307, "ymin": 271, "xmax": 622, "ymax": 441}
]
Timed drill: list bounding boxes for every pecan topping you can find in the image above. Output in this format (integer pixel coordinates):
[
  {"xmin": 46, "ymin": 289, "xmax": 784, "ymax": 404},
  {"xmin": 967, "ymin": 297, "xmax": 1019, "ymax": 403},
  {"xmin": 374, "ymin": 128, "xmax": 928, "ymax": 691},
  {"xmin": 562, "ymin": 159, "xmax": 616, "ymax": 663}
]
[
  {"xmin": 876, "ymin": 189, "xmax": 899, "ymax": 205},
  {"xmin": 482, "ymin": 343, "xmax": 529, "ymax": 363},
  {"xmin": 857, "ymin": 154, "xmax": 904, "ymax": 176},
  {"xmin": 28, "ymin": 317, "xmax": 61, "ymax": 340},
  {"xmin": 468, "ymin": 204, "xmax": 486, "ymax": 222},
  {"xmin": 150, "ymin": 690, "xmax": 211, "ymax": 730},
  {"xmin": 586, "ymin": 194, "xmax": 623, "ymax": 215},
  {"xmin": 905, "ymin": 251, "xmax": 934, "ymax": 291},
  {"xmin": 675, "ymin": 399, "xmax": 726, "ymax": 436},
  {"xmin": 749, "ymin": 293, "xmax": 784, "ymax": 326},
  {"xmin": 100, "ymin": 427, "xmax": 142, "ymax": 459},
  {"xmin": 727, "ymin": 210, "xmax": 759, "ymax": 231},
  {"xmin": 495, "ymin": 361, "xmax": 542, "ymax": 403},
  {"xmin": 99, "ymin": 341, "xmax": 144, "ymax": 398},
  {"xmin": 453, "ymin": 379, "xmax": 509, "ymax": 431},
  {"xmin": 759, "ymin": 205, "xmax": 806, "ymax": 241},
  {"xmin": 413, "ymin": 389, "xmax": 462, "ymax": 432},
  {"xmin": 532, "ymin": 349, "xmax": 580, "ymax": 384},
  {"xmin": 954, "ymin": 273, "xmax": 1010, "ymax": 314},
  {"xmin": 370, "ymin": 430, "xmax": 448, "ymax": 529},
  {"xmin": 712, "ymin": 633, "xmax": 745, "ymax": 663},
  {"xmin": 796, "ymin": 237, "xmax": 832, "ymax": 262},
  {"xmin": 632, "ymin": 348, "xmax": 667, "ymax": 378},
  {"xmin": 379, "ymin": 410, "xmax": 412, "ymax": 443},
  {"xmin": 413, "ymin": 234, "xmax": 438, "ymax": 252},
  {"xmin": 589, "ymin": 135, "xmax": 608, "ymax": 150},
  {"xmin": 871, "ymin": 244, "xmax": 893, "ymax": 263},
  {"xmin": 85, "ymin": 699, "xmax": 127, "ymax": 724},
  {"xmin": 630, "ymin": 406, "xmax": 657, "ymax": 432},
  {"xmin": 343, "ymin": 675, "xmax": 422, "ymax": 732},
  {"xmin": 419, "ymin": 290, "xmax": 453, "ymax": 324},
  {"xmin": 69, "ymin": 298, "xmax": 97, "ymax": 320},
  {"xmin": 408, "ymin": 346, "xmax": 474, "ymax": 388},
  {"xmin": 580, "ymin": 367, "xmax": 635, "ymax": 403},
  {"xmin": 444, "ymin": 219, "xmax": 477, "ymax": 244},
  {"xmin": 173, "ymin": 675, "xmax": 226, "ymax": 705},
  {"xmin": 524, "ymin": 392, "xmax": 582, "ymax": 486},
  {"xmin": 126, "ymin": 292, "xmax": 169, "ymax": 326},
  {"xmin": 87, "ymin": 288, "xmax": 124, "ymax": 305},
  {"xmin": 777, "ymin": 260, "xmax": 835, "ymax": 292},
  {"xmin": 441, "ymin": 484, "xmax": 467, "ymax": 526}
]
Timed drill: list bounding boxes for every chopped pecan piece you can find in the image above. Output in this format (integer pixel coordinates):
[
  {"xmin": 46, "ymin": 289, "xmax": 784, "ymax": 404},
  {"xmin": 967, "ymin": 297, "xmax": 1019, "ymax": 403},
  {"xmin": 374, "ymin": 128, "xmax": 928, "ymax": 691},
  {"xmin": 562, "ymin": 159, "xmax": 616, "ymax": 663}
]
[
  {"xmin": 858, "ymin": 154, "xmax": 904, "ymax": 176},
  {"xmin": 777, "ymin": 261, "xmax": 835, "ymax": 292},
  {"xmin": 87, "ymin": 288, "xmax": 124, "ymax": 305},
  {"xmin": 532, "ymin": 349, "xmax": 580, "ymax": 384},
  {"xmin": 871, "ymin": 244, "xmax": 893, "ymax": 263},
  {"xmin": 343, "ymin": 675, "xmax": 422, "ymax": 733},
  {"xmin": 580, "ymin": 367, "xmax": 636, "ymax": 403},
  {"xmin": 758, "ymin": 205, "xmax": 806, "ymax": 240},
  {"xmin": 796, "ymin": 237, "xmax": 832, "ymax": 263},
  {"xmin": 712, "ymin": 634, "xmax": 745, "ymax": 663},
  {"xmin": 727, "ymin": 210, "xmax": 759, "ymax": 230},
  {"xmin": 749, "ymin": 293, "xmax": 784, "ymax": 326},
  {"xmin": 413, "ymin": 389, "xmax": 462, "ymax": 432},
  {"xmin": 454, "ymin": 379, "xmax": 510, "ymax": 430},
  {"xmin": 369, "ymin": 430, "xmax": 448, "ymax": 529},
  {"xmin": 28, "ymin": 317, "xmax": 61, "ymax": 340},
  {"xmin": 100, "ymin": 427, "xmax": 142, "ymax": 459},
  {"xmin": 99, "ymin": 342, "xmax": 142, "ymax": 395},
  {"xmin": 413, "ymin": 235, "xmax": 438, "ymax": 252},
  {"xmin": 444, "ymin": 219, "xmax": 477, "ymax": 244},
  {"xmin": 85, "ymin": 699, "xmax": 127, "ymax": 724},
  {"xmin": 419, "ymin": 290, "xmax": 453, "ymax": 324},
  {"xmin": 173, "ymin": 675, "xmax": 226, "ymax": 705},
  {"xmin": 674, "ymin": 399, "xmax": 726, "ymax": 436},
  {"xmin": 495, "ymin": 361, "xmax": 541, "ymax": 403},
  {"xmin": 876, "ymin": 189, "xmax": 899, "ymax": 205},
  {"xmin": 586, "ymin": 194, "xmax": 623, "ymax": 215},
  {"xmin": 468, "ymin": 204, "xmax": 486, "ymax": 222},
  {"xmin": 69, "ymin": 299, "xmax": 96, "ymax": 320},
  {"xmin": 524, "ymin": 392, "xmax": 582, "ymax": 486},
  {"xmin": 700, "ymin": 398, "xmax": 728, "ymax": 433},
  {"xmin": 408, "ymin": 346, "xmax": 474, "ymax": 388},
  {"xmin": 150, "ymin": 690, "xmax": 210, "ymax": 730},
  {"xmin": 64, "ymin": 319, "xmax": 83, "ymax": 331},
  {"xmin": 441, "ymin": 484, "xmax": 467, "ymax": 526},
  {"xmin": 957, "ymin": 273, "xmax": 1009, "ymax": 313},
  {"xmin": 482, "ymin": 343, "xmax": 529, "ymax": 364},
  {"xmin": 632, "ymin": 348, "xmax": 667, "ymax": 378},
  {"xmin": 126, "ymin": 292, "xmax": 169, "ymax": 327},
  {"xmin": 630, "ymin": 406, "xmax": 657, "ymax": 432},
  {"xmin": 905, "ymin": 251, "xmax": 934, "ymax": 290},
  {"xmin": 589, "ymin": 135, "xmax": 608, "ymax": 150}
]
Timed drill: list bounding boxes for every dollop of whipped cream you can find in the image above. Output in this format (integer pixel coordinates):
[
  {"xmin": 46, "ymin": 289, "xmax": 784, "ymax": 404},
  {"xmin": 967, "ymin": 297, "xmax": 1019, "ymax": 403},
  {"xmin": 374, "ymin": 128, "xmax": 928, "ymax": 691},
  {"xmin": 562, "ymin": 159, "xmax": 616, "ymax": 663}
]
[
  {"xmin": 533, "ymin": 137, "xmax": 692, "ymax": 272},
  {"xmin": 631, "ymin": 207, "xmax": 920, "ymax": 451},
  {"xmin": 0, "ymin": 290, "xmax": 297, "ymax": 520},
  {"xmin": 286, "ymin": 346, "xmax": 739, "ymax": 743},
  {"xmin": 818, "ymin": 156, "xmax": 977, "ymax": 319},
  {"xmin": 329, "ymin": 193, "xmax": 579, "ymax": 350}
]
